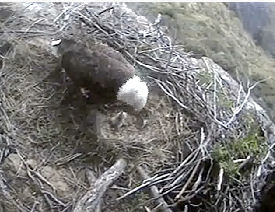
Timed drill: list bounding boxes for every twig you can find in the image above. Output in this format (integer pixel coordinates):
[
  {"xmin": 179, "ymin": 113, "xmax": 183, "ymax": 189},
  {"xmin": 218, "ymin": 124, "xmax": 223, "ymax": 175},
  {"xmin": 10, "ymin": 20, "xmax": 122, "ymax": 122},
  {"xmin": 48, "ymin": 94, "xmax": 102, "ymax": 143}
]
[
  {"xmin": 97, "ymin": 6, "xmax": 114, "ymax": 16},
  {"xmin": 175, "ymin": 159, "xmax": 201, "ymax": 200},
  {"xmin": 55, "ymin": 153, "xmax": 83, "ymax": 166},
  {"xmin": 30, "ymin": 201, "xmax": 39, "ymax": 212},
  {"xmin": 116, "ymin": 175, "xmax": 154, "ymax": 201},
  {"xmin": 41, "ymin": 190, "xmax": 67, "ymax": 207},
  {"xmin": 155, "ymin": 79, "xmax": 189, "ymax": 111},
  {"xmin": 217, "ymin": 167, "xmax": 224, "ymax": 191},
  {"xmin": 137, "ymin": 165, "xmax": 173, "ymax": 212},
  {"xmin": 224, "ymin": 78, "xmax": 269, "ymax": 127}
]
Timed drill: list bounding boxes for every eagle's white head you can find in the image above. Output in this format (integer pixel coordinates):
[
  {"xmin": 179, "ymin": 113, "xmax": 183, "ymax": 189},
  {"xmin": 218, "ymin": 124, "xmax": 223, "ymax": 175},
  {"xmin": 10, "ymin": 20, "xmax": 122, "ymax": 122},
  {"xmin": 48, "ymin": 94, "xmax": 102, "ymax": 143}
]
[{"xmin": 117, "ymin": 75, "xmax": 149, "ymax": 111}]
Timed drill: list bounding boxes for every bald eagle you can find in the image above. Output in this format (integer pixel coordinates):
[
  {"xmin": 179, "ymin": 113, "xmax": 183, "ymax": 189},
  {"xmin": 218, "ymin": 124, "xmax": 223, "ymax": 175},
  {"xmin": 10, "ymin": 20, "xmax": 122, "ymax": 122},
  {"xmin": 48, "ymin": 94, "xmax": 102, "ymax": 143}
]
[{"xmin": 55, "ymin": 39, "xmax": 148, "ymax": 111}]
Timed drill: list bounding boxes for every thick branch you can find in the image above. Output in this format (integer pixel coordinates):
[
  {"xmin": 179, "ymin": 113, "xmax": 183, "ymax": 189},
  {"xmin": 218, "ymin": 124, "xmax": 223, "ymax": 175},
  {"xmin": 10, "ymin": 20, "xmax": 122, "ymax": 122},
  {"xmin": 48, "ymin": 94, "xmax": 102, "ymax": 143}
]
[{"xmin": 74, "ymin": 158, "xmax": 127, "ymax": 212}]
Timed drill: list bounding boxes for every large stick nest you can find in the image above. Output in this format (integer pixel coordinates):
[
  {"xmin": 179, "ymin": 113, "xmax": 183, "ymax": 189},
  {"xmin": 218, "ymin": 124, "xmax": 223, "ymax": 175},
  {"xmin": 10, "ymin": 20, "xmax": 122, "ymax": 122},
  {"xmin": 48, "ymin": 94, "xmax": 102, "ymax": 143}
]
[{"xmin": 0, "ymin": 2, "xmax": 274, "ymax": 212}]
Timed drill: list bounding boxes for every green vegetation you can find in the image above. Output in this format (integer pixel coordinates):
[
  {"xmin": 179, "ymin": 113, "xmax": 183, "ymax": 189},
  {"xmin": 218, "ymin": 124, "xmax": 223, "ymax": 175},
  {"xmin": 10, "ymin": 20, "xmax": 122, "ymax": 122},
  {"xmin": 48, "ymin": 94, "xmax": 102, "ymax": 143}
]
[
  {"xmin": 212, "ymin": 121, "xmax": 267, "ymax": 177},
  {"xmin": 197, "ymin": 70, "xmax": 235, "ymax": 109},
  {"xmin": 197, "ymin": 71, "xmax": 212, "ymax": 86}
]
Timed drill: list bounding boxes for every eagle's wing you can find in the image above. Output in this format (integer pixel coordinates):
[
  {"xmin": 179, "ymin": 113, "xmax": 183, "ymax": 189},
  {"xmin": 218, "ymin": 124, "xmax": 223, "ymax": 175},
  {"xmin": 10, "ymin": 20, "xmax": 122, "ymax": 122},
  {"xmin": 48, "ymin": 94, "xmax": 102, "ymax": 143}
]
[{"xmin": 61, "ymin": 43, "xmax": 135, "ymax": 104}]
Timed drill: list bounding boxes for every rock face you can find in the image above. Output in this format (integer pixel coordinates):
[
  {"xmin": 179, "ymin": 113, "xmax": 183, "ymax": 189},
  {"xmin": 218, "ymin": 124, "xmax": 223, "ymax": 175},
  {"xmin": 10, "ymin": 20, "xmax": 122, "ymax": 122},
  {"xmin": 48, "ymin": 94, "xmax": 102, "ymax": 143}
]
[
  {"xmin": 229, "ymin": 3, "xmax": 275, "ymax": 57},
  {"xmin": 229, "ymin": 3, "xmax": 271, "ymax": 42}
]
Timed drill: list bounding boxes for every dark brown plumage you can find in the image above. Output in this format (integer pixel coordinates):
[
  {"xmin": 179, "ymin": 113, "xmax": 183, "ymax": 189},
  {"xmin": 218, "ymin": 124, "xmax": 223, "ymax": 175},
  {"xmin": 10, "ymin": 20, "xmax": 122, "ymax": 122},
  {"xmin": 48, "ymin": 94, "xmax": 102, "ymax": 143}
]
[{"xmin": 58, "ymin": 39, "xmax": 135, "ymax": 104}]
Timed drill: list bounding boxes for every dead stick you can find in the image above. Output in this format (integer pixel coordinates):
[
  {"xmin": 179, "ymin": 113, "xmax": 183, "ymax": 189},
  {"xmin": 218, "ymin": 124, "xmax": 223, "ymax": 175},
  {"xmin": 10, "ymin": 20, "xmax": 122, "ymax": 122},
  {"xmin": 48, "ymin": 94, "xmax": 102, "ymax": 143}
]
[
  {"xmin": 86, "ymin": 169, "xmax": 101, "ymax": 212},
  {"xmin": 175, "ymin": 160, "xmax": 201, "ymax": 200},
  {"xmin": 74, "ymin": 158, "xmax": 127, "ymax": 212},
  {"xmin": 137, "ymin": 166, "xmax": 173, "ymax": 212}
]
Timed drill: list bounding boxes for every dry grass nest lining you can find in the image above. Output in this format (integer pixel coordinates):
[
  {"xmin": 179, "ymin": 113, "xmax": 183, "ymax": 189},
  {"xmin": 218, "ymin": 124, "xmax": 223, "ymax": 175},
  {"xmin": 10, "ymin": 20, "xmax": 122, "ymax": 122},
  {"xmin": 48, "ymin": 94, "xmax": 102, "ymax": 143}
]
[
  {"xmin": 0, "ymin": 2, "xmax": 270, "ymax": 211},
  {"xmin": 2, "ymin": 36, "xmax": 178, "ymax": 159}
]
